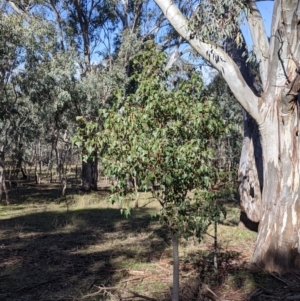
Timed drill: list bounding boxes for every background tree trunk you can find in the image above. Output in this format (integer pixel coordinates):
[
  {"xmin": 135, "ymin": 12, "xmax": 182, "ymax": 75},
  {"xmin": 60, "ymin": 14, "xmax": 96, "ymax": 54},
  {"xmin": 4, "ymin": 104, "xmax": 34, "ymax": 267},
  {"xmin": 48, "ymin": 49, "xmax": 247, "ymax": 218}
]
[
  {"xmin": 81, "ymin": 153, "xmax": 98, "ymax": 192},
  {"xmin": 0, "ymin": 151, "xmax": 9, "ymax": 204}
]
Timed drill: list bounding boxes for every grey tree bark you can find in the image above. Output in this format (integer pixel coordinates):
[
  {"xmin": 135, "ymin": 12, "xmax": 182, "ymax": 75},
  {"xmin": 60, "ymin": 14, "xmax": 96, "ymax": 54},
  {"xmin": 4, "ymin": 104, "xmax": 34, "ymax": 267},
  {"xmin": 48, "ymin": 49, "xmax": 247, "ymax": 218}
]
[
  {"xmin": 172, "ymin": 233, "xmax": 179, "ymax": 301},
  {"xmin": 0, "ymin": 151, "xmax": 9, "ymax": 205},
  {"xmin": 82, "ymin": 154, "xmax": 98, "ymax": 192}
]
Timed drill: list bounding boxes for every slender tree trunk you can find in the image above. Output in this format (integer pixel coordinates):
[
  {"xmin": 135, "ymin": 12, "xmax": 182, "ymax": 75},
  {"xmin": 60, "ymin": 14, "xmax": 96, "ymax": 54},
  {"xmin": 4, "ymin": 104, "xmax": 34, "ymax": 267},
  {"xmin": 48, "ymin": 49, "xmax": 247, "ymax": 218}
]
[
  {"xmin": 15, "ymin": 138, "xmax": 23, "ymax": 179},
  {"xmin": 0, "ymin": 173, "xmax": 2, "ymax": 202},
  {"xmin": 172, "ymin": 232, "xmax": 179, "ymax": 301},
  {"xmin": 61, "ymin": 176, "xmax": 67, "ymax": 197},
  {"xmin": 34, "ymin": 144, "xmax": 40, "ymax": 184},
  {"xmin": 92, "ymin": 154, "xmax": 98, "ymax": 190},
  {"xmin": 39, "ymin": 140, "xmax": 42, "ymax": 175},
  {"xmin": 50, "ymin": 146, "xmax": 54, "ymax": 183},
  {"xmin": 214, "ymin": 220, "xmax": 218, "ymax": 269},
  {"xmin": 35, "ymin": 164, "xmax": 40, "ymax": 184},
  {"xmin": 0, "ymin": 151, "xmax": 9, "ymax": 204},
  {"xmin": 54, "ymin": 135, "xmax": 62, "ymax": 181},
  {"xmin": 82, "ymin": 158, "xmax": 94, "ymax": 192},
  {"xmin": 133, "ymin": 175, "xmax": 139, "ymax": 208},
  {"xmin": 20, "ymin": 166, "xmax": 27, "ymax": 179}
]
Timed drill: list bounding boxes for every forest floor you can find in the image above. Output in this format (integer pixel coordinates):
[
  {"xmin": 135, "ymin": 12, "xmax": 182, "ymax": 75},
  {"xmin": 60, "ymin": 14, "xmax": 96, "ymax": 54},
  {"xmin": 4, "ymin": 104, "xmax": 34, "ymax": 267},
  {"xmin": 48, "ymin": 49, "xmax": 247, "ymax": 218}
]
[{"xmin": 0, "ymin": 180, "xmax": 299, "ymax": 301}]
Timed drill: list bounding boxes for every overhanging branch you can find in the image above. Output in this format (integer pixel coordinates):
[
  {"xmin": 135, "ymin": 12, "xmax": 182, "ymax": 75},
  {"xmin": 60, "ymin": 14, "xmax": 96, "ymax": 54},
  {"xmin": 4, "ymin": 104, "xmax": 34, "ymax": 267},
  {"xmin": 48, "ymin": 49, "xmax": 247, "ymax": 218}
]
[{"xmin": 153, "ymin": 0, "xmax": 263, "ymax": 123}]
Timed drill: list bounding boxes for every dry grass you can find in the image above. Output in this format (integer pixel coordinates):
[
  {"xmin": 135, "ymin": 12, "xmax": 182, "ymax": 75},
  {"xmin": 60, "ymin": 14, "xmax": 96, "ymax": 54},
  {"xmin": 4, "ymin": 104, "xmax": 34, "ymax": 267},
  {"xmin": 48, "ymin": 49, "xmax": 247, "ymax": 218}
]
[{"xmin": 0, "ymin": 182, "xmax": 296, "ymax": 301}]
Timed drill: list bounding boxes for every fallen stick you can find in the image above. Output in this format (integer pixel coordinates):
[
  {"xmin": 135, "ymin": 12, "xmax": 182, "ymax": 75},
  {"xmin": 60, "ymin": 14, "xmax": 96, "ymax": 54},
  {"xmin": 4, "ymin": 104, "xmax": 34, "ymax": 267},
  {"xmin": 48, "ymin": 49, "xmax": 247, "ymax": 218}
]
[{"xmin": 80, "ymin": 285, "xmax": 158, "ymax": 301}]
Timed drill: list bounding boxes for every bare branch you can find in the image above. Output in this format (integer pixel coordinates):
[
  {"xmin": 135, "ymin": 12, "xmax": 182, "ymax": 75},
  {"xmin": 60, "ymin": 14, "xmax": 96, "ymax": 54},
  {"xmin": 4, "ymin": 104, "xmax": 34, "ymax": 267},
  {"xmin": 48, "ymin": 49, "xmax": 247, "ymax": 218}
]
[
  {"xmin": 8, "ymin": 1, "xmax": 23, "ymax": 14},
  {"xmin": 48, "ymin": 0, "xmax": 65, "ymax": 50}
]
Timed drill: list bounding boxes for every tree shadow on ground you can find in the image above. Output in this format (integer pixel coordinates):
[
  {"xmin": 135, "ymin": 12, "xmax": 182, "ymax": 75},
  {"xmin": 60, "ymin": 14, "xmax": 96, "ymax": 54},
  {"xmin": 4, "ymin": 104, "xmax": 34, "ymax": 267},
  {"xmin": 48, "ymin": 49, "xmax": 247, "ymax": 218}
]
[
  {"xmin": 0, "ymin": 206, "xmax": 170, "ymax": 301},
  {"xmin": 5, "ymin": 178, "xmax": 98, "ymax": 205},
  {"xmin": 1, "ymin": 189, "xmax": 298, "ymax": 301},
  {"xmin": 7, "ymin": 183, "xmax": 66, "ymax": 204}
]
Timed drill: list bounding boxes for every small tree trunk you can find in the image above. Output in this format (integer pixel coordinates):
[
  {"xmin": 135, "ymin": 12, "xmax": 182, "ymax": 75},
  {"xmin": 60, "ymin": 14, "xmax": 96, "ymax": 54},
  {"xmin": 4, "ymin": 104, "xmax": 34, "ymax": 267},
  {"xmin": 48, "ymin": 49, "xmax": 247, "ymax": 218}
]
[
  {"xmin": 82, "ymin": 159, "xmax": 93, "ymax": 192},
  {"xmin": 0, "ymin": 151, "xmax": 9, "ymax": 205},
  {"xmin": 8, "ymin": 167, "xmax": 11, "ymax": 181},
  {"xmin": 61, "ymin": 177, "xmax": 67, "ymax": 197},
  {"xmin": 35, "ymin": 162, "xmax": 40, "ymax": 185},
  {"xmin": 92, "ymin": 154, "xmax": 98, "ymax": 190},
  {"xmin": 26, "ymin": 165, "xmax": 30, "ymax": 181},
  {"xmin": 214, "ymin": 220, "xmax": 218, "ymax": 269},
  {"xmin": 39, "ymin": 160, "xmax": 42, "ymax": 175},
  {"xmin": 50, "ymin": 144, "xmax": 54, "ymax": 183},
  {"xmin": 172, "ymin": 232, "xmax": 179, "ymax": 301},
  {"xmin": 20, "ymin": 166, "xmax": 27, "ymax": 179},
  {"xmin": 133, "ymin": 175, "xmax": 139, "ymax": 208},
  {"xmin": 2, "ymin": 177, "xmax": 9, "ymax": 205}
]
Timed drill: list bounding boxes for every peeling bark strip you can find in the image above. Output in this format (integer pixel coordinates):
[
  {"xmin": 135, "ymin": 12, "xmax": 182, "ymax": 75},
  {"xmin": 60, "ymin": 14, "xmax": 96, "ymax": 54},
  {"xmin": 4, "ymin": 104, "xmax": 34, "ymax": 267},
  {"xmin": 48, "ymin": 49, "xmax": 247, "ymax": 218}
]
[{"xmin": 154, "ymin": 0, "xmax": 300, "ymax": 272}]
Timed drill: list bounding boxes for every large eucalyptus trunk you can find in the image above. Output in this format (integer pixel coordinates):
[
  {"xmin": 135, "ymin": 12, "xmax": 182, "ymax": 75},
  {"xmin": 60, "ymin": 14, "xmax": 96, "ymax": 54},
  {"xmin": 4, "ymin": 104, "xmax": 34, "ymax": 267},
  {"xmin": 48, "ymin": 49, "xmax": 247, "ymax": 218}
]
[
  {"xmin": 239, "ymin": 99, "xmax": 300, "ymax": 272},
  {"xmin": 250, "ymin": 101, "xmax": 300, "ymax": 272}
]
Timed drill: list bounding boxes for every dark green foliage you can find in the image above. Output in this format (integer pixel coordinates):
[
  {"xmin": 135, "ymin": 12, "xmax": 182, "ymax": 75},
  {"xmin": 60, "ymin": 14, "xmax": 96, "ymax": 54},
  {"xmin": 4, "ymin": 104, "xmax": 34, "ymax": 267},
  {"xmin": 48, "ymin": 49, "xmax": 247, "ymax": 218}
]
[{"xmin": 207, "ymin": 74, "xmax": 243, "ymax": 190}]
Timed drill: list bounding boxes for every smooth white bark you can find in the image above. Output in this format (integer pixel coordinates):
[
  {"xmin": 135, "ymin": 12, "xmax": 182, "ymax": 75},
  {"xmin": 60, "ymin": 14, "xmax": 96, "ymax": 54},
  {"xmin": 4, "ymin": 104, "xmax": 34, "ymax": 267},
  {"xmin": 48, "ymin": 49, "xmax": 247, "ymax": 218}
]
[
  {"xmin": 246, "ymin": 1, "xmax": 269, "ymax": 89},
  {"xmin": 266, "ymin": 0, "xmax": 300, "ymax": 103}
]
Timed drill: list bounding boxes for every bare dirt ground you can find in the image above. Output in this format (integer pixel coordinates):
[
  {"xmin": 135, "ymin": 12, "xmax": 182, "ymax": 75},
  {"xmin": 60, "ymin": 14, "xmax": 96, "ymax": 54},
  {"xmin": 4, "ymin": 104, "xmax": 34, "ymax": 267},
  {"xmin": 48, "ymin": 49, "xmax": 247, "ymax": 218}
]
[{"xmin": 1, "ymin": 182, "xmax": 300, "ymax": 301}]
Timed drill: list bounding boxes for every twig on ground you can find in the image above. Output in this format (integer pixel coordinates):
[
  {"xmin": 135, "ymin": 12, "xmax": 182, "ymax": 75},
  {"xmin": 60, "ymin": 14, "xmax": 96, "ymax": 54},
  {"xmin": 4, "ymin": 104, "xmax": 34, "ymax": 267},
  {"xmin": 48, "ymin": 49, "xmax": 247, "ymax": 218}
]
[
  {"xmin": 255, "ymin": 284, "xmax": 273, "ymax": 294},
  {"xmin": 270, "ymin": 273, "xmax": 293, "ymax": 286},
  {"xmin": 119, "ymin": 276, "xmax": 145, "ymax": 282},
  {"xmin": 201, "ymin": 284, "xmax": 221, "ymax": 300},
  {"xmin": 246, "ymin": 288, "xmax": 263, "ymax": 301},
  {"xmin": 155, "ymin": 263, "xmax": 171, "ymax": 273},
  {"xmin": 127, "ymin": 289, "xmax": 159, "ymax": 301},
  {"xmin": 80, "ymin": 285, "xmax": 158, "ymax": 301}
]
